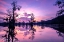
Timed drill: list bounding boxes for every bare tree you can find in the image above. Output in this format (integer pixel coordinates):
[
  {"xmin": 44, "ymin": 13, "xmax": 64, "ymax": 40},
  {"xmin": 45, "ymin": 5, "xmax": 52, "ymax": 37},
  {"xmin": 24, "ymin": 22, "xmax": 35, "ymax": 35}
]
[
  {"xmin": 31, "ymin": 13, "xmax": 35, "ymax": 22},
  {"xmin": 55, "ymin": 0, "xmax": 64, "ymax": 16}
]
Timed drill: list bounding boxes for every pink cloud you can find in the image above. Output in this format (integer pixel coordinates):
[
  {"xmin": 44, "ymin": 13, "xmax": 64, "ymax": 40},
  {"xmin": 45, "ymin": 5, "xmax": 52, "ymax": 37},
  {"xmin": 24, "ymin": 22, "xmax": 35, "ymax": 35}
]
[
  {"xmin": 0, "ymin": 0, "xmax": 10, "ymax": 12},
  {"xmin": 0, "ymin": 5, "xmax": 7, "ymax": 12},
  {"xmin": 0, "ymin": 0, "xmax": 9, "ymax": 5}
]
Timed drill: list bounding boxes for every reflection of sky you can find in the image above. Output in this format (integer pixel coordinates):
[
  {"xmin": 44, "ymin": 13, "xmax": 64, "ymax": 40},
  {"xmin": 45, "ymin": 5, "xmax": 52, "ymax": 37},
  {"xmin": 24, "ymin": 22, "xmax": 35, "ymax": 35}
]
[
  {"xmin": 0, "ymin": 0, "xmax": 59, "ymax": 22},
  {"xmin": 0, "ymin": 26, "xmax": 64, "ymax": 42}
]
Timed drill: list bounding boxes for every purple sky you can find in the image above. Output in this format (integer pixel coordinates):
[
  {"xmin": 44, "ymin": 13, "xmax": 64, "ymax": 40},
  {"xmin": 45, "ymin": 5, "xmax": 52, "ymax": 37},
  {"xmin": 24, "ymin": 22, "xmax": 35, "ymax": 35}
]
[{"xmin": 0, "ymin": 0, "xmax": 59, "ymax": 22}]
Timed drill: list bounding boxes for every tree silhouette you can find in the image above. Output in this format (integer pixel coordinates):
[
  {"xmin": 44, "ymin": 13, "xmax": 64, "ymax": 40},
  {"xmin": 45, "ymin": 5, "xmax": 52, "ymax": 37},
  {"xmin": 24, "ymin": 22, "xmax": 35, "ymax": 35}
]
[
  {"xmin": 55, "ymin": 0, "xmax": 64, "ymax": 16},
  {"xmin": 30, "ymin": 13, "xmax": 35, "ymax": 23}
]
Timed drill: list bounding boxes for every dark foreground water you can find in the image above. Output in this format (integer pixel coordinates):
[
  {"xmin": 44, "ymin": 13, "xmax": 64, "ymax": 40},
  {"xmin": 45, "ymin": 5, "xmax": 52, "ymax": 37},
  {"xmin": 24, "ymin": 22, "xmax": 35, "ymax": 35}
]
[{"xmin": 0, "ymin": 25, "xmax": 64, "ymax": 42}]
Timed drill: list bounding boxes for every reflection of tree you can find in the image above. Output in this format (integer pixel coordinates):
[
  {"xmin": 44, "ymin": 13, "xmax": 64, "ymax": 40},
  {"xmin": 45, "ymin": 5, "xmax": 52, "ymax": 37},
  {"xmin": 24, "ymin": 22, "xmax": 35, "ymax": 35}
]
[
  {"xmin": 25, "ymin": 24, "xmax": 29, "ymax": 29},
  {"xmin": 56, "ymin": 31, "xmax": 64, "ymax": 39},
  {"xmin": 2, "ymin": 29, "xmax": 18, "ymax": 42},
  {"xmin": 41, "ymin": 26, "xmax": 45, "ymax": 29},
  {"xmin": 23, "ymin": 24, "xmax": 36, "ymax": 40},
  {"xmin": 28, "ymin": 24, "xmax": 36, "ymax": 40}
]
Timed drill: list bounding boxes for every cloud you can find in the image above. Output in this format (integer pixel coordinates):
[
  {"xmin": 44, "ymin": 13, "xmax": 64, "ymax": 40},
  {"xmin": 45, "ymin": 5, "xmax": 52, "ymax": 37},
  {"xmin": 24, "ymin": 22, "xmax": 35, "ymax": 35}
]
[
  {"xmin": 0, "ymin": 0, "xmax": 10, "ymax": 12},
  {"xmin": 0, "ymin": 0, "xmax": 9, "ymax": 5},
  {"xmin": 0, "ymin": 12, "xmax": 7, "ymax": 20},
  {"xmin": 0, "ymin": 11, "xmax": 7, "ymax": 15},
  {"xmin": 0, "ymin": 5, "xmax": 7, "ymax": 12}
]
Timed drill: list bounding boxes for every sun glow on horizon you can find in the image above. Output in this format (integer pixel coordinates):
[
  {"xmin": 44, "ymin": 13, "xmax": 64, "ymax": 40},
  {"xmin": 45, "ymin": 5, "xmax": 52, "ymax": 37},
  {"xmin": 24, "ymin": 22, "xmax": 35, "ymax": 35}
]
[
  {"xmin": 16, "ymin": 9, "xmax": 33, "ymax": 19},
  {"xmin": 15, "ymin": 8, "xmax": 44, "ymax": 21}
]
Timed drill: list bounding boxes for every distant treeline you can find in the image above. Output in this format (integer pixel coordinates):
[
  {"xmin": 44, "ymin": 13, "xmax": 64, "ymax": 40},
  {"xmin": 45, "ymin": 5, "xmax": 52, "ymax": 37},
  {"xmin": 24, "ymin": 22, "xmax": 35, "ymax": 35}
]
[
  {"xmin": 41, "ymin": 15, "xmax": 64, "ymax": 24},
  {"xmin": 0, "ymin": 14, "xmax": 64, "ymax": 27}
]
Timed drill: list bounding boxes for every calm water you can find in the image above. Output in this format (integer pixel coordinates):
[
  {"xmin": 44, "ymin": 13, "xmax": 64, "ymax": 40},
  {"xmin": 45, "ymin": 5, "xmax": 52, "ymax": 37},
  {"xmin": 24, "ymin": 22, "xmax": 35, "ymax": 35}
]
[{"xmin": 0, "ymin": 25, "xmax": 64, "ymax": 42}]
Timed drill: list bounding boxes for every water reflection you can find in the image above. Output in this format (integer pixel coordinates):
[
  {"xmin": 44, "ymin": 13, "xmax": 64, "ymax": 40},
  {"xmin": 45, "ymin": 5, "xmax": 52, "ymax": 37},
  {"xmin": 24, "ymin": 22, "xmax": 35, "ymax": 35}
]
[
  {"xmin": 18, "ymin": 24, "xmax": 36, "ymax": 40},
  {"xmin": 0, "ymin": 24, "xmax": 64, "ymax": 42},
  {"xmin": 2, "ymin": 27, "xmax": 18, "ymax": 42}
]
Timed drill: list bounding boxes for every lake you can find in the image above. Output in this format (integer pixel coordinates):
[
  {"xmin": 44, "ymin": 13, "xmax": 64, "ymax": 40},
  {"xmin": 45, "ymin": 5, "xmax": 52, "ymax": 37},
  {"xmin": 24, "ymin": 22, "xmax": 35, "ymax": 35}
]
[{"xmin": 0, "ymin": 25, "xmax": 64, "ymax": 42}]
